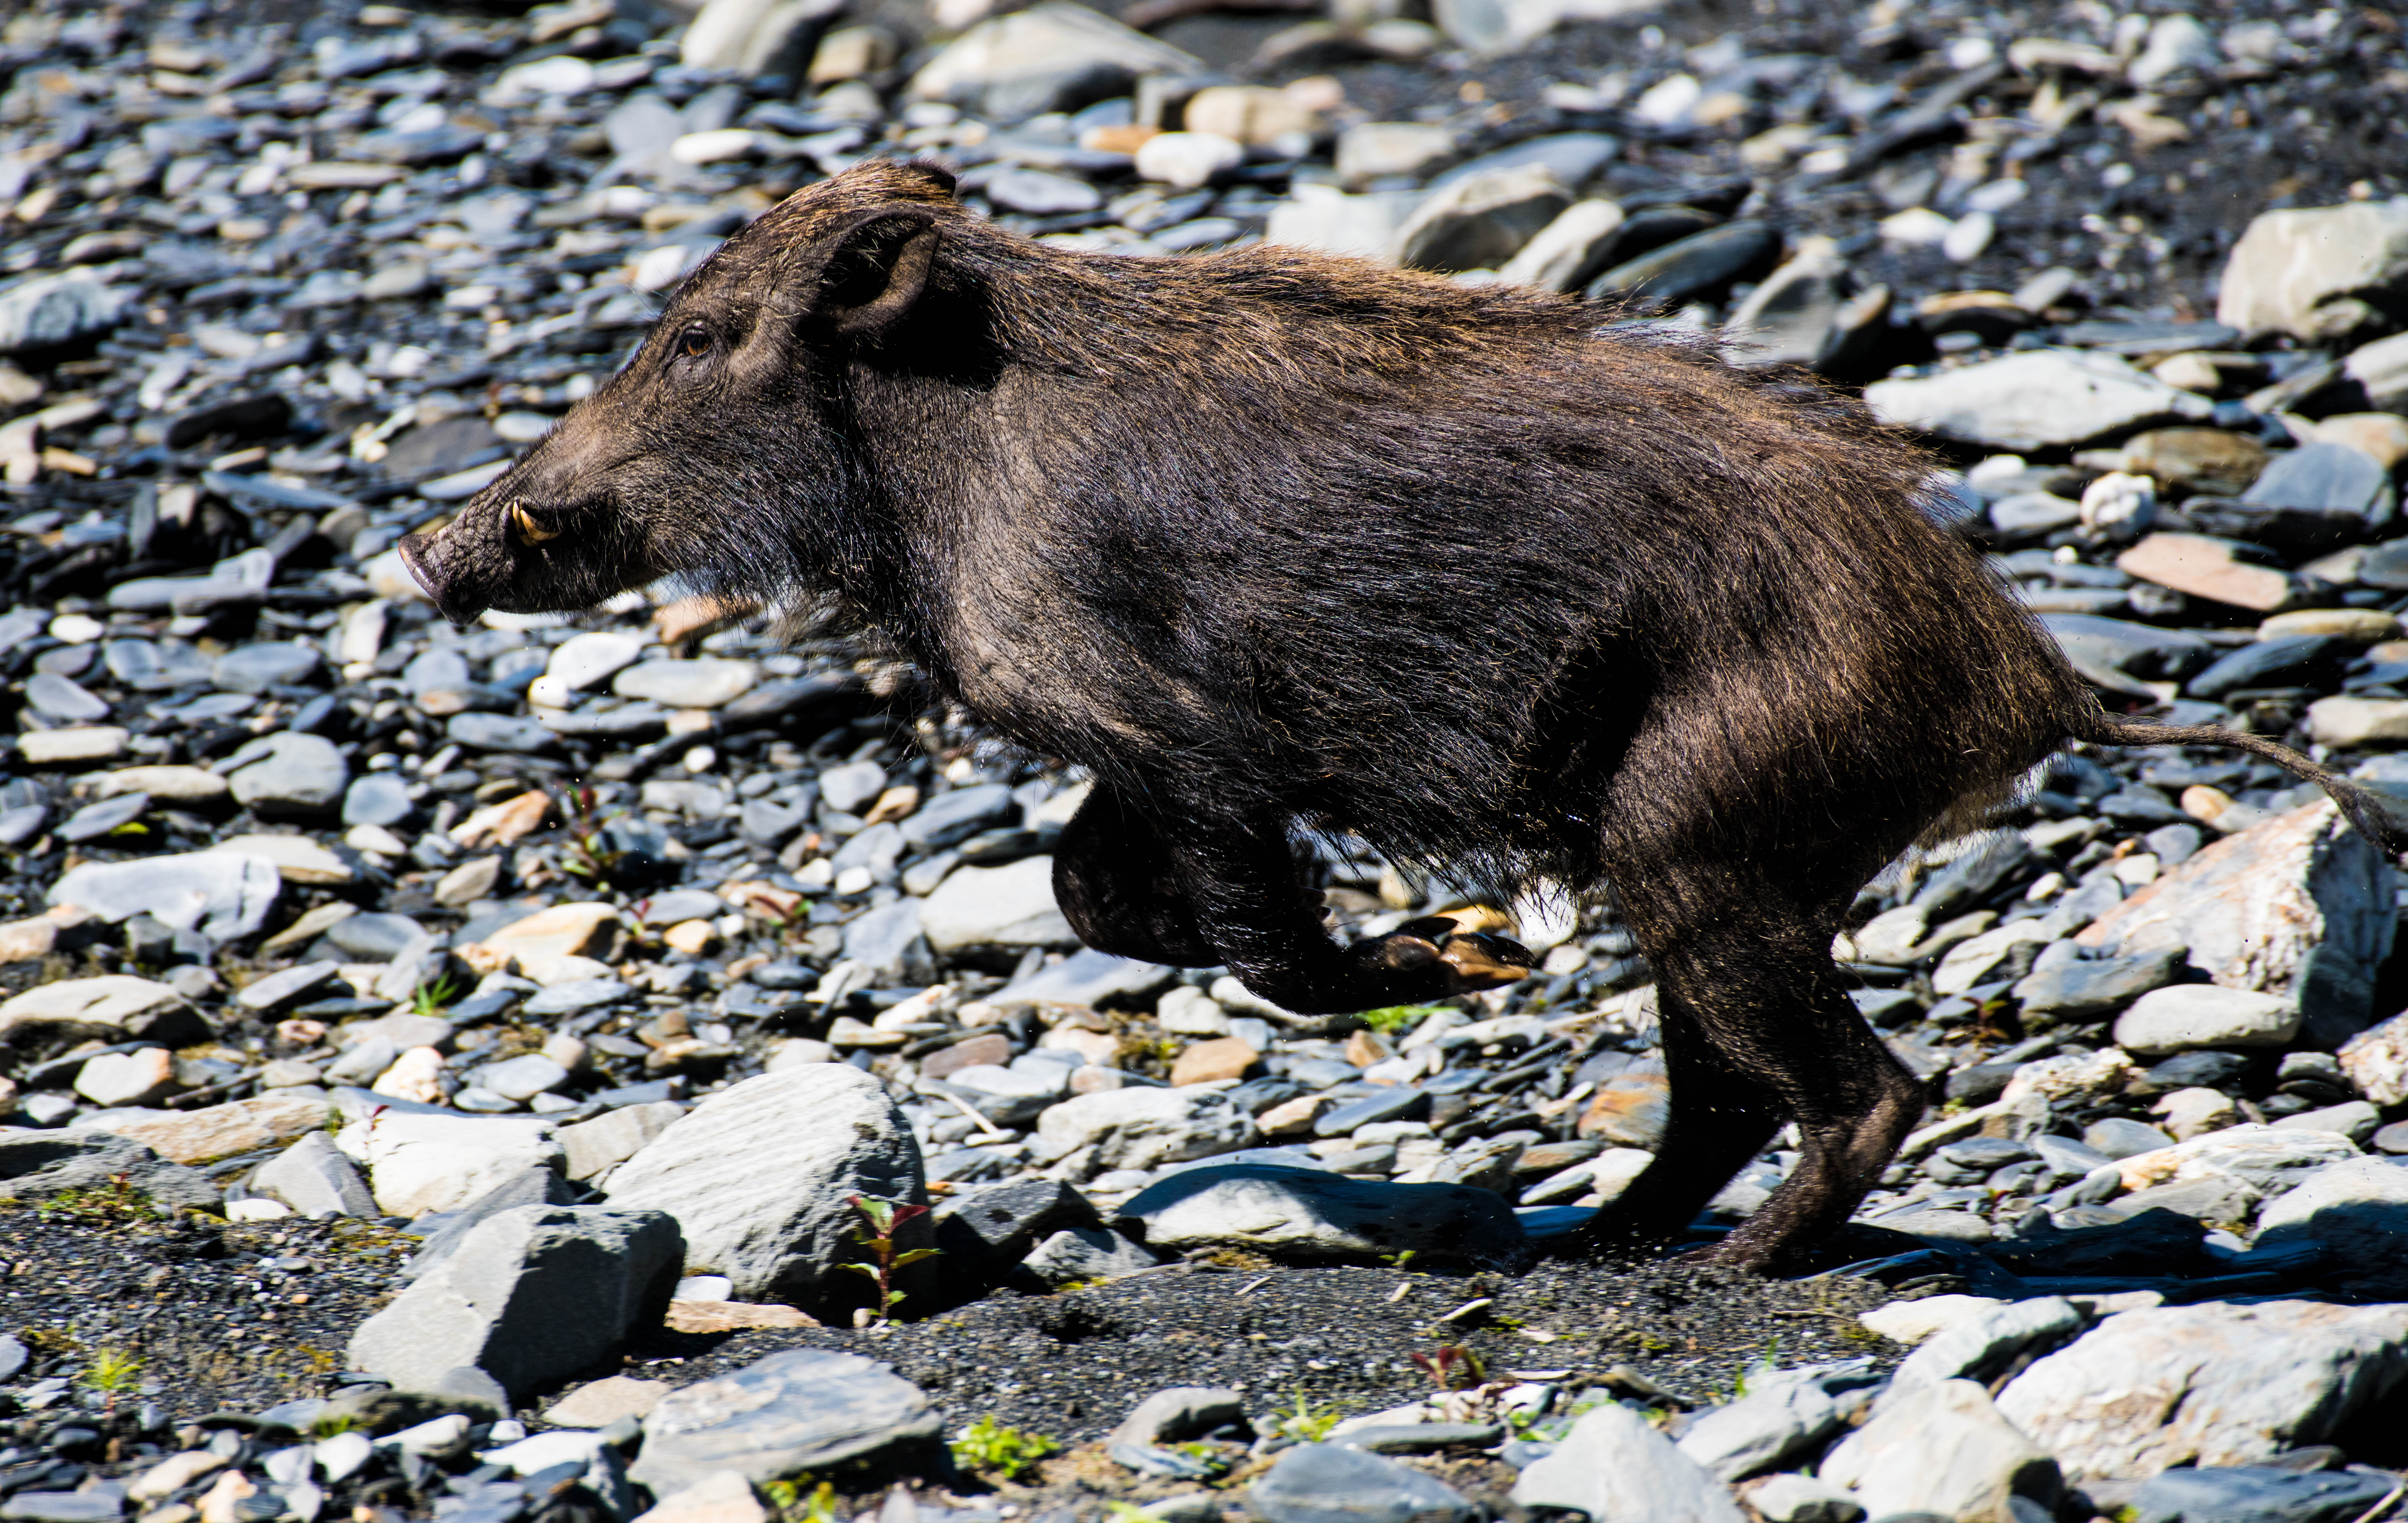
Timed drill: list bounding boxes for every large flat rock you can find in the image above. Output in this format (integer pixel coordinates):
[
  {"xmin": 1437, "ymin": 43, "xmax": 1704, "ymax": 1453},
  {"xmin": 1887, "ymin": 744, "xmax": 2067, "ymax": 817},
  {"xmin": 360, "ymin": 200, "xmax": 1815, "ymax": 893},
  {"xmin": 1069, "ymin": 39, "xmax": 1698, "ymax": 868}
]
[{"xmin": 602, "ymin": 1066, "xmax": 923, "ymax": 1310}]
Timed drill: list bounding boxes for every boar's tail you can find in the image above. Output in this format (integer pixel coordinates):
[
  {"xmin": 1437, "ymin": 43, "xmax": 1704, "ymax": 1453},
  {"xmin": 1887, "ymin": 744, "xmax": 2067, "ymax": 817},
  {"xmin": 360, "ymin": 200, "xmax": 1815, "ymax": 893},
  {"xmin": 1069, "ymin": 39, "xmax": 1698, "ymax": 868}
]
[{"xmin": 2072, "ymin": 710, "xmax": 2408, "ymax": 856}]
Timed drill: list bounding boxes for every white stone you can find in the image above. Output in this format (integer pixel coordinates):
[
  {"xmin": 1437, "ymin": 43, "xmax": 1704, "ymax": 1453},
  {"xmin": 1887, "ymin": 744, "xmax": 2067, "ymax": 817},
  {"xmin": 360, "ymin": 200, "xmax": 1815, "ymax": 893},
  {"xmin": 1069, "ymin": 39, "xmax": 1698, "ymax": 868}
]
[
  {"xmin": 1133, "ymin": 132, "xmax": 1243, "ymax": 190},
  {"xmin": 1820, "ymin": 1379, "xmax": 2059, "ymax": 1522},
  {"xmin": 558, "ymin": 1102, "xmax": 686, "ymax": 1181},
  {"xmin": 1996, "ymin": 1301, "xmax": 2408, "ymax": 1481},
  {"xmin": 1858, "ymin": 1295, "xmax": 2008, "ymax": 1347},
  {"xmin": 2113, "ymin": 1122, "xmax": 2362, "ymax": 1197},
  {"xmin": 1865, "ymin": 350, "xmax": 2214, "ymax": 451},
  {"xmin": 1119, "ymin": 1164, "xmax": 1524, "ymax": 1263},
  {"xmin": 543, "ymin": 632, "xmax": 643, "ymax": 695},
  {"xmin": 335, "ymin": 1111, "xmax": 563, "ymax": 1218},
  {"xmin": 920, "ymin": 856, "xmax": 1075, "ymax": 952},
  {"xmin": 1333, "ymin": 121, "xmax": 1456, "ymax": 187},
  {"xmin": 1512, "ymin": 1398, "xmax": 1746, "ymax": 1522},
  {"xmin": 2217, "ymin": 198, "xmax": 2408, "ymax": 342},
  {"xmin": 2112, "ymin": 984, "xmax": 2299, "ymax": 1055},
  {"xmin": 906, "ymin": 2, "xmax": 1201, "ymax": 122},
  {"xmin": 0, "ymin": 975, "xmax": 188, "ymax": 1044},
  {"xmin": 612, "ymin": 658, "xmax": 757, "ymax": 709},
  {"xmin": 74, "ymin": 1048, "xmax": 178, "ymax": 1107},
  {"xmin": 1497, "ymin": 199, "xmax": 1626, "ymax": 292},
  {"xmin": 49, "ymin": 851, "xmax": 280, "ymax": 939},
  {"xmin": 1264, "ymin": 184, "xmax": 1425, "ymax": 262}
]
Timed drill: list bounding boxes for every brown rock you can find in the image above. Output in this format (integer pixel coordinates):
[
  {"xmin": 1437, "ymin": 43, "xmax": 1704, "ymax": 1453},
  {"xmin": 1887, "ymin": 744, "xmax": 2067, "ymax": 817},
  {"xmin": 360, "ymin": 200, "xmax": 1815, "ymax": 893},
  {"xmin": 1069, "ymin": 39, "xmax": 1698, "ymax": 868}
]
[
  {"xmin": 862, "ymin": 785, "xmax": 920, "ymax": 825},
  {"xmin": 1578, "ymin": 1069, "xmax": 1670, "ymax": 1148},
  {"xmin": 663, "ymin": 1299, "xmax": 820, "ymax": 1333},
  {"xmin": 2117, "ymin": 532, "xmax": 2292, "ymax": 612},
  {"xmin": 85, "ymin": 1092, "xmax": 334, "ymax": 1164},
  {"xmin": 653, "ymin": 594, "xmax": 758, "ymax": 650},
  {"xmin": 1038, "ymin": 1023, "xmax": 1123, "ymax": 1066},
  {"xmin": 662, "ymin": 919, "xmax": 718, "ymax": 955},
  {"xmin": 1081, "ymin": 124, "xmax": 1161, "ymax": 155},
  {"xmin": 2121, "ymin": 427, "xmax": 2271, "ymax": 495},
  {"xmin": 449, "ymin": 789, "xmax": 553, "ymax": 849},
  {"xmin": 1344, "ymin": 1029, "xmax": 1394, "ymax": 1067},
  {"xmin": 543, "ymin": 1375, "xmax": 673, "ymax": 1427},
  {"xmin": 921, "ymin": 1033, "xmax": 1013, "ymax": 1080},
  {"xmin": 1171, "ymin": 1035, "xmax": 1260, "ymax": 1086},
  {"xmin": 2311, "ymin": 413, "xmax": 2408, "ymax": 471},
  {"xmin": 0, "ymin": 909, "xmax": 69, "ymax": 963},
  {"xmin": 1256, "ymin": 1093, "xmax": 1328, "ymax": 1136},
  {"xmin": 2076, "ymin": 801, "xmax": 2395, "ymax": 1048},
  {"xmin": 461, "ymin": 901, "xmax": 624, "ymax": 975}
]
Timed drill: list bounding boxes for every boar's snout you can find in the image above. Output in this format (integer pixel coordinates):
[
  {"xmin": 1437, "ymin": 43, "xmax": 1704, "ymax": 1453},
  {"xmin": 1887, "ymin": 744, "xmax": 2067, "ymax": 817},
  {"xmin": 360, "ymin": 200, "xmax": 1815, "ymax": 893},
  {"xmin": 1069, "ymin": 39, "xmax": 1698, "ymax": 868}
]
[{"xmin": 398, "ymin": 521, "xmax": 498, "ymax": 627}]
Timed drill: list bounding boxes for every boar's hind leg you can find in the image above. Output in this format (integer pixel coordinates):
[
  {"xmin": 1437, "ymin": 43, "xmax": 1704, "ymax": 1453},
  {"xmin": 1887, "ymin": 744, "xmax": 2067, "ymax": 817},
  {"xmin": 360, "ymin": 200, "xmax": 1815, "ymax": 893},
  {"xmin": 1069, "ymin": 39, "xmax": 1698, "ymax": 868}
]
[
  {"xmin": 1576, "ymin": 852, "xmax": 1924, "ymax": 1275},
  {"xmin": 1050, "ymin": 784, "xmax": 1220, "ymax": 965}
]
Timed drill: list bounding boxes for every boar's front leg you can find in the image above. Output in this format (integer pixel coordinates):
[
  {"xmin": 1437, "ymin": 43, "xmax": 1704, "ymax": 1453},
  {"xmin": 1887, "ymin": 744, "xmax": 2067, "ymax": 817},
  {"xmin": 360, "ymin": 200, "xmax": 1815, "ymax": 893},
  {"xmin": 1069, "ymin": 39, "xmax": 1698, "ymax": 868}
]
[
  {"xmin": 1056, "ymin": 786, "xmax": 1529, "ymax": 1013},
  {"xmin": 1051, "ymin": 784, "xmax": 1219, "ymax": 966}
]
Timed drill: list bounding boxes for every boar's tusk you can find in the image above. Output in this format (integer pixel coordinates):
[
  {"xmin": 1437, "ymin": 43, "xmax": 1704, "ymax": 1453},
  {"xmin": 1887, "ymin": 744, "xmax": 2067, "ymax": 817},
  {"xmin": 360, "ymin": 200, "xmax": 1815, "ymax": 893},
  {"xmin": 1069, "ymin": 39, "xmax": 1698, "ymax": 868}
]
[{"xmin": 509, "ymin": 501, "xmax": 559, "ymax": 545}]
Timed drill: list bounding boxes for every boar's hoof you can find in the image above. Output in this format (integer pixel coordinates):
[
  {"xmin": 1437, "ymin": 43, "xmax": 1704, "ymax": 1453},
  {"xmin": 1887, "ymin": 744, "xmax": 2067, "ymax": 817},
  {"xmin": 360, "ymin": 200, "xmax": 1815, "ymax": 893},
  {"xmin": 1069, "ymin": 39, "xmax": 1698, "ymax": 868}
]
[
  {"xmin": 1348, "ymin": 921, "xmax": 1532, "ymax": 1000},
  {"xmin": 1435, "ymin": 931, "xmax": 1534, "ymax": 988}
]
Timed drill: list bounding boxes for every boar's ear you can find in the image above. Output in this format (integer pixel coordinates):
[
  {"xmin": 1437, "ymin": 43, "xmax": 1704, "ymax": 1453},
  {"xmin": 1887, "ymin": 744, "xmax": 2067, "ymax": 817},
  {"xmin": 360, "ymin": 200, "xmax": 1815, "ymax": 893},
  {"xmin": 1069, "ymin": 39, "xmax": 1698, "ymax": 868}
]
[{"xmin": 808, "ymin": 205, "xmax": 942, "ymax": 340}]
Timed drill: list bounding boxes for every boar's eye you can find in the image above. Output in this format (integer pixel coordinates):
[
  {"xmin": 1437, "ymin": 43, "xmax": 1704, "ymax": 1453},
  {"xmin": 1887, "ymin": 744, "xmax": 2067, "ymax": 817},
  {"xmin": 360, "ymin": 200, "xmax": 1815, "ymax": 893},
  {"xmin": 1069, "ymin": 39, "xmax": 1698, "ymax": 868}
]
[{"xmin": 677, "ymin": 325, "xmax": 712, "ymax": 360}]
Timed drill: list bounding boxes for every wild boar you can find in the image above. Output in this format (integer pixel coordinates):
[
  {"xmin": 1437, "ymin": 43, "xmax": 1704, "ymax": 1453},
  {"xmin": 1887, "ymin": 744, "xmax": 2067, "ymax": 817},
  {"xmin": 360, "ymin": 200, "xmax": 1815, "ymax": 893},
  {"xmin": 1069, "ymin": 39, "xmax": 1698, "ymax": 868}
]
[{"xmin": 402, "ymin": 159, "xmax": 2398, "ymax": 1272}]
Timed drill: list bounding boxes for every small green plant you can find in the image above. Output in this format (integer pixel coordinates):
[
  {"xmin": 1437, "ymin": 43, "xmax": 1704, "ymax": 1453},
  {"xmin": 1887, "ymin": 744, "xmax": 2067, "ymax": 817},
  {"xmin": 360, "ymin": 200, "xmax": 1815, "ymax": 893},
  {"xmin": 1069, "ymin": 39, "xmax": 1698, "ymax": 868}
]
[
  {"xmin": 560, "ymin": 787, "xmax": 626, "ymax": 884},
  {"xmin": 37, "ymin": 1176, "xmax": 160, "ymax": 1224},
  {"xmin": 1411, "ymin": 1344, "xmax": 1484, "ymax": 1392},
  {"xmin": 1359, "ymin": 1004, "xmax": 1444, "ymax": 1034},
  {"xmin": 410, "ymin": 973, "xmax": 462, "ymax": 1019},
  {"xmin": 839, "ymin": 1195, "xmax": 937, "ymax": 1323},
  {"xmin": 949, "ymin": 1416, "xmax": 1058, "ymax": 1483},
  {"xmin": 309, "ymin": 1412, "xmax": 366, "ymax": 1439},
  {"xmin": 80, "ymin": 1346, "xmax": 142, "ymax": 1412},
  {"xmin": 1277, "ymin": 1389, "xmax": 1343, "ymax": 1442},
  {"xmin": 761, "ymin": 1479, "xmax": 839, "ymax": 1522}
]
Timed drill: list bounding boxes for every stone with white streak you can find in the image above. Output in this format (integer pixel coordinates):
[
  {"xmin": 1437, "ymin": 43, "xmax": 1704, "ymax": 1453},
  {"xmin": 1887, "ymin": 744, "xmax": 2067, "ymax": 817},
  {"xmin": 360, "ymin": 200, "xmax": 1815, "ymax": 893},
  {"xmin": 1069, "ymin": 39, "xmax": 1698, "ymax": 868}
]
[
  {"xmin": 335, "ymin": 1110, "xmax": 564, "ymax": 1218},
  {"xmin": 603, "ymin": 1066, "xmax": 923, "ymax": 1311},
  {"xmin": 2077, "ymin": 802, "xmax": 2396, "ymax": 1049},
  {"xmin": 1034, "ymin": 1085, "xmax": 1255, "ymax": 1174}
]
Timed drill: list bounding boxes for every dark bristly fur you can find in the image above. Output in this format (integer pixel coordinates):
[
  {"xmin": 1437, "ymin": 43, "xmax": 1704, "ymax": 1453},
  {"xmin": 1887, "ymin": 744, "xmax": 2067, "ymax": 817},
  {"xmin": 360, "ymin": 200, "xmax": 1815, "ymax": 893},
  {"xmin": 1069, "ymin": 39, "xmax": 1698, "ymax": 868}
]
[{"xmin": 400, "ymin": 160, "xmax": 2406, "ymax": 1274}]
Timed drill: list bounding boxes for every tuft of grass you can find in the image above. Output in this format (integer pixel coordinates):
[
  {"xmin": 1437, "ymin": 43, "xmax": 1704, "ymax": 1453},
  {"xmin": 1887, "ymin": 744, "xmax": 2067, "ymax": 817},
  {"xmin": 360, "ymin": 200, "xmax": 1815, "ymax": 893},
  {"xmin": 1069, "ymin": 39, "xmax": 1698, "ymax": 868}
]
[
  {"xmin": 1359, "ymin": 1005, "xmax": 1446, "ymax": 1034},
  {"xmin": 410, "ymin": 973, "xmax": 463, "ymax": 1019},
  {"xmin": 81, "ymin": 1346, "xmax": 142, "ymax": 1392},
  {"xmin": 37, "ymin": 1177, "xmax": 161, "ymax": 1225},
  {"xmin": 760, "ymin": 1479, "xmax": 840, "ymax": 1522},
  {"xmin": 949, "ymin": 1416, "xmax": 1059, "ymax": 1484},
  {"xmin": 1277, "ymin": 1389, "xmax": 1343, "ymax": 1442}
]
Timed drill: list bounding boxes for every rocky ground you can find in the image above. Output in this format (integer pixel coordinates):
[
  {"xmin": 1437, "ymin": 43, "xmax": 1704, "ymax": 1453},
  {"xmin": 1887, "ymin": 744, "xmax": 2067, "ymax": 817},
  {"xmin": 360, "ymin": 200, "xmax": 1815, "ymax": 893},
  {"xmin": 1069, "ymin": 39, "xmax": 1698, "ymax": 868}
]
[{"xmin": 1, "ymin": 0, "xmax": 2407, "ymax": 1518}]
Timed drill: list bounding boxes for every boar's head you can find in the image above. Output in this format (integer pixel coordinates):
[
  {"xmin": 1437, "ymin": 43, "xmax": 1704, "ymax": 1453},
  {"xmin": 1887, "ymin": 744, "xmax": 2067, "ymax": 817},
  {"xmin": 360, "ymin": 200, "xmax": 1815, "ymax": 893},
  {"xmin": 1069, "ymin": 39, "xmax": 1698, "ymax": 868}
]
[{"xmin": 399, "ymin": 160, "xmax": 962, "ymax": 626}]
